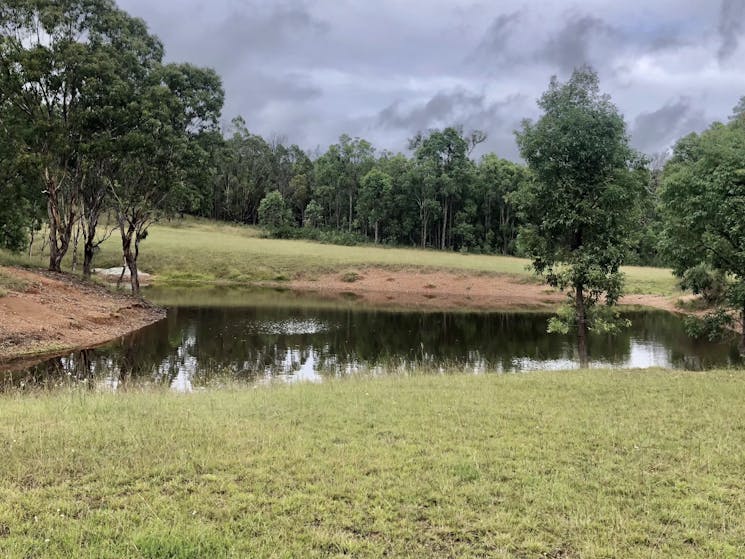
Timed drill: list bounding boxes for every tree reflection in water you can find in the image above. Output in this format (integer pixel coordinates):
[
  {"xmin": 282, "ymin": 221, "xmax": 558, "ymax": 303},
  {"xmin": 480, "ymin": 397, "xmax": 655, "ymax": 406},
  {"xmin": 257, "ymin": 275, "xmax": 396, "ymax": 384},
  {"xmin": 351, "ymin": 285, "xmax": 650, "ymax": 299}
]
[{"xmin": 4, "ymin": 306, "xmax": 742, "ymax": 392}]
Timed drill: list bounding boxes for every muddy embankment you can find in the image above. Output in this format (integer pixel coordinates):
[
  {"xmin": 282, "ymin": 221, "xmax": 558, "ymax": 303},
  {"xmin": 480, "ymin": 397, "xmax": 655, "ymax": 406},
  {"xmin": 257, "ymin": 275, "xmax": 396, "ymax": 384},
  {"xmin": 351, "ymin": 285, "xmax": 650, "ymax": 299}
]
[{"xmin": 0, "ymin": 266, "xmax": 164, "ymax": 365}]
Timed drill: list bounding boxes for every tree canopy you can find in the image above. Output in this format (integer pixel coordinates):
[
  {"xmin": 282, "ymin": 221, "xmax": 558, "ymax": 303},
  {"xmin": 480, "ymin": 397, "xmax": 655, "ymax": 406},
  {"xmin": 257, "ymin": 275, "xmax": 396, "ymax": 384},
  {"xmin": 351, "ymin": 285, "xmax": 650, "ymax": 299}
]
[{"xmin": 660, "ymin": 101, "xmax": 745, "ymax": 345}]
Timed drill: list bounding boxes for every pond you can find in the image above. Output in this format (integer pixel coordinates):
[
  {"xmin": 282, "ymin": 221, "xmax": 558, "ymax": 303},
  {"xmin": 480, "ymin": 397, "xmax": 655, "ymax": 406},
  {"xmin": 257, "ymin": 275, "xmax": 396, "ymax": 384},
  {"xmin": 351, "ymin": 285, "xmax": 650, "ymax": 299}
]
[{"xmin": 3, "ymin": 288, "xmax": 743, "ymax": 392}]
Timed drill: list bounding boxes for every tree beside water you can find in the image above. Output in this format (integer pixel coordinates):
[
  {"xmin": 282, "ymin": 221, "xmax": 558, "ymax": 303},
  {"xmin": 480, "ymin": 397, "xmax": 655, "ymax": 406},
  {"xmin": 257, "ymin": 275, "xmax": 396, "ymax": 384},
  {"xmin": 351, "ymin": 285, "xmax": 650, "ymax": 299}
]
[
  {"xmin": 0, "ymin": 0, "xmax": 224, "ymax": 293},
  {"xmin": 660, "ymin": 98, "xmax": 745, "ymax": 347},
  {"xmin": 515, "ymin": 68, "xmax": 648, "ymax": 364}
]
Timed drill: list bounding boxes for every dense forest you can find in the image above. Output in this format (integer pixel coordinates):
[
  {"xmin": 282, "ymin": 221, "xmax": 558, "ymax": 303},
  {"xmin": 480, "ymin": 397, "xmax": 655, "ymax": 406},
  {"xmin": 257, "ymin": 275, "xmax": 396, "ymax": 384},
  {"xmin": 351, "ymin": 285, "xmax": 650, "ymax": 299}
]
[{"xmin": 3, "ymin": 0, "xmax": 745, "ymax": 340}]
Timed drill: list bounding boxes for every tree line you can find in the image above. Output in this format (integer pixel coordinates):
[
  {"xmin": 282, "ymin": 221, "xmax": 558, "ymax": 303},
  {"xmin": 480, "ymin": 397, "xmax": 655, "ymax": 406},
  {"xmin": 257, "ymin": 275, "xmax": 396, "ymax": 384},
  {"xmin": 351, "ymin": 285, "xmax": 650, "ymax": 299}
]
[
  {"xmin": 213, "ymin": 122, "xmax": 531, "ymax": 257},
  {"xmin": 3, "ymin": 0, "xmax": 745, "ymax": 352}
]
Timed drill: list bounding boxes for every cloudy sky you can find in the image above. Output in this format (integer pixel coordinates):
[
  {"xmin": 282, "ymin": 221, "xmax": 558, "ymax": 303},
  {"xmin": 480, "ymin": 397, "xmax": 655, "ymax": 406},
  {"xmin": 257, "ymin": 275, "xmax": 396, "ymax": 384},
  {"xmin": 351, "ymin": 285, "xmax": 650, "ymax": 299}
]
[{"xmin": 116, "ymin": 0, "xmax": 745, "ymax": 160}]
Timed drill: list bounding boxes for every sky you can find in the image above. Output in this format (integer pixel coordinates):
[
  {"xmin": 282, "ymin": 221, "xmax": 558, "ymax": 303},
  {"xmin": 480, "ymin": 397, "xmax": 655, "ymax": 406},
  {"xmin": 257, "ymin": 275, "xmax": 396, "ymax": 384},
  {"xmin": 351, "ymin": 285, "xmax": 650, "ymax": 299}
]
[{"xmin": 116, "ymin": 0, "xmax": 745, "ymax": 160}]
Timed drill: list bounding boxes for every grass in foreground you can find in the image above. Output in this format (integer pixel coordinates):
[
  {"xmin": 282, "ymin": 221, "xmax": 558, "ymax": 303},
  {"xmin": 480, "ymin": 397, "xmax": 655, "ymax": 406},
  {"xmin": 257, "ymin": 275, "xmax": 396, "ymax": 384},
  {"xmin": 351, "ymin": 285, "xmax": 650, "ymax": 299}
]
[
  {"xmin": 1, "ymin": 370, "xmax": 744, "ymax": 558},
  {"xmin": 2, "ymin": 218, "xmax": 680, "ymax": 295}
]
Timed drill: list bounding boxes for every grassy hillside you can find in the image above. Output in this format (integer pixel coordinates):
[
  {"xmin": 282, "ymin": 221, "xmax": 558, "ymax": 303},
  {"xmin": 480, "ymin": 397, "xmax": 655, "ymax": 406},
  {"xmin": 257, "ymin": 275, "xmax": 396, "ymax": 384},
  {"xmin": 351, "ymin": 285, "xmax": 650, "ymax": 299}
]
[
  {"xmin": 0, "ymin": 370, "xmax": 743, "ymax": 558},
  {"xmin": 2, "ymin": 218, "xmax": 680, "ymax": 295}
]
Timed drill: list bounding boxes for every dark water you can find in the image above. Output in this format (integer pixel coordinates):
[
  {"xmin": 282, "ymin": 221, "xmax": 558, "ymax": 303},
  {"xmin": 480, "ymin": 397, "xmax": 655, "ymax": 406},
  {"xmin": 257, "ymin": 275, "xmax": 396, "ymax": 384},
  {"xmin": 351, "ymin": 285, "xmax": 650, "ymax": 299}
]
[{"xmin": 3, "ymin": 294, "xmax": 743, "ymax": 392}]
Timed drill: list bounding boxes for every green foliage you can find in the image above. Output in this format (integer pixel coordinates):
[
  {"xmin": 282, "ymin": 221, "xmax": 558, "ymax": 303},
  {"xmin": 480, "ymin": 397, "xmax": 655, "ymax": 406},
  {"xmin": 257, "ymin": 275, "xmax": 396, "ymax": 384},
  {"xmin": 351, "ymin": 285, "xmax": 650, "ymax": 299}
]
[
  {"xmin": 515, "ymin": 67, "xmax": 646, "ymax": 334},
  {"xmin": 257, "ymin": 191, "xmax": 291, "ymax": 230},
  {"xmin": 303, "ymin": 199, "xmax": 323, "ymax": 228},
  {"xmin": 340, "ymin": 271, "xmax": 362, "ymax": 283},
  {"xmin": 679, "ymin": 264, "xmax": 728, "ymax": 305},
  {"xmin": 267, "ymin": 225, "xmax": 367, "ymax": 246},
  {"xmin": 684, "ymin": 309, "xmax": 735, "ymax": 342},
  {"xmin": 660, "ymin": 110, "xmax": 745, "ymax": 342},
  {"xmin": 547, "ymin": 302, "xmax": 631, "ymax": 335}
]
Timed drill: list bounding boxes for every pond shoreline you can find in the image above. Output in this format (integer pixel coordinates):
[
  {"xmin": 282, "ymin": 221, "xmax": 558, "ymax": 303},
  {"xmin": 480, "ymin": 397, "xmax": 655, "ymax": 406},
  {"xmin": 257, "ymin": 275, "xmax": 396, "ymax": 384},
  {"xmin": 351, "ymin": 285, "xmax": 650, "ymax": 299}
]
[
  {"xmin": 0, "ymin": 264, "xmax": 690, "ymax": 366},
  {"xmin": 0, "ymin": 266, "xmax": 165, "ymax": 367}
]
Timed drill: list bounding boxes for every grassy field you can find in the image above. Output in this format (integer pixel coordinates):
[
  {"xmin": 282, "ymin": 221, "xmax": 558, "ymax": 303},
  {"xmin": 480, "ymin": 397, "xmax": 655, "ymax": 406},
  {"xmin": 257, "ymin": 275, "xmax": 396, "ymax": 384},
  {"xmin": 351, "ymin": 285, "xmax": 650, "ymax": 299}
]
[
  {"xmin": 0, "ymin": 370, "xmax": 744, "ymax": 558},
  {"xmin": 2, "ymin": 218, "xmax": 680, "ymax": 295}
]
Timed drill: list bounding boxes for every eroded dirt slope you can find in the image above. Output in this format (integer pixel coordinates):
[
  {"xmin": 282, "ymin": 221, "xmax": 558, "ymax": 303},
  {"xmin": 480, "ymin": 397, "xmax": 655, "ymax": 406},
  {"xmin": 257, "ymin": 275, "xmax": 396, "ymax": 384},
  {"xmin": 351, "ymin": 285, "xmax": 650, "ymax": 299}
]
[{"xmin": 0, "ymin": 266, "xmax": 164, "ymax": 363}]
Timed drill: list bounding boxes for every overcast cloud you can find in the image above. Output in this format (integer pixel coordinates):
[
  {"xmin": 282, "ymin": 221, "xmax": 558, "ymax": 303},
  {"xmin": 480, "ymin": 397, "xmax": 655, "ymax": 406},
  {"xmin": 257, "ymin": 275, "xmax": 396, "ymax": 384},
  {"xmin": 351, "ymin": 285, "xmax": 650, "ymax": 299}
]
[{"xmin": 117, "ymin": 0, "xmax": 745, "ymax": 160}]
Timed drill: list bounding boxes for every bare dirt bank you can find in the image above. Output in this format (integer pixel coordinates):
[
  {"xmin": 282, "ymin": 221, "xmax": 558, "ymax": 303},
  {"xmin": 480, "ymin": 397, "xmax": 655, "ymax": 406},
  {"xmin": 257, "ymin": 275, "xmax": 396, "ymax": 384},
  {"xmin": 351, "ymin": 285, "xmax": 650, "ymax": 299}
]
[
  {"xmin": 0, "ymin": 266, "xmax": 164, "ymax": 365},
  {"xmin": 286, "ymin": 268, "xmax": 687, "ymax": 313}
]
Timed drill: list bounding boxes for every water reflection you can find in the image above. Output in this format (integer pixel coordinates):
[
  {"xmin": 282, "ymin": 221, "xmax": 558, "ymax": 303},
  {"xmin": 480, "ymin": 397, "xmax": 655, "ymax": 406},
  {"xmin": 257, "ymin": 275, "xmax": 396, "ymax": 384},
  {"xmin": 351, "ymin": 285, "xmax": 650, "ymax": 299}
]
[{"xmin": 3, "ymin": 305, "xmax": 743, "ymax": 392}]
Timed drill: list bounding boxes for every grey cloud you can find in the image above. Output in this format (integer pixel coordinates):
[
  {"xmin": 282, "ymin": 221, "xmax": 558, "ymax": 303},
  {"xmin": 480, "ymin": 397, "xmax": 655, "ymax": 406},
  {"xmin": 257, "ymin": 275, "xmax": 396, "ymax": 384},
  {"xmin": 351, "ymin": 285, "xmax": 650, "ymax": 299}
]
[
  {"xmin": 718, "ymin": 0, "xmax": 745, "ymax": 62},
  {"xmin": 538, "ymin": 15, "xmax": 619, "ymax": 74},
  {"xmin": 376, "ymin": 90, "xmax": 528, "ymax": 159},
  {"xmin": 379, "ymin": 90, "xmax": 486, "ymax": 131},
  {"xmin": 233, "ymin": 72, "xmax": 321, "ymax": 108},
  {"xmin": 116, "ymin": 0, "xmax": 741, "ymax": 159},
  {"xmin": 631, "ymin": 98, "xmax": 708, "ymax": 154},
  {"xmin": 193, "ymin": 2, "xmax": 328, "ymax": 69},
  {"xmin": 470, "ymin": 11, "xmax": 523, "ymax": 62},
  {"xmin": 378, "ymin": 90, "xmax": 525, "ymax": 132}
]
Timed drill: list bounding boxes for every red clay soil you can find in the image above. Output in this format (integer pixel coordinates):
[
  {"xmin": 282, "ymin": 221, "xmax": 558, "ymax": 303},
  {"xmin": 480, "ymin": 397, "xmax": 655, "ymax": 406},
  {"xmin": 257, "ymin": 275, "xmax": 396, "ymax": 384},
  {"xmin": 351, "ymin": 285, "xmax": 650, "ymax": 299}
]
[
  {"xmin": 287, "ymin": 268, "xmax": 685, "ymax": 313},
  {"xmin": 0, "ymin": 266, "xmax": 164, "ymax": 365}
]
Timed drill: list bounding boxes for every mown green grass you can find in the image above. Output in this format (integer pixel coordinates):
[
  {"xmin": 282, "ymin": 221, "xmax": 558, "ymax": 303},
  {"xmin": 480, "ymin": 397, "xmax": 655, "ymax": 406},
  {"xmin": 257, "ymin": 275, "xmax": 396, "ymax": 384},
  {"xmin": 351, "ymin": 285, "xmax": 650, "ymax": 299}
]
[
  {"xmin": 3, "ymin": 217, "xmax": 680, "ymax": 296},
  {"xmin": 1, "ymin": 370, "xmax": 744, "ymax": 558}
]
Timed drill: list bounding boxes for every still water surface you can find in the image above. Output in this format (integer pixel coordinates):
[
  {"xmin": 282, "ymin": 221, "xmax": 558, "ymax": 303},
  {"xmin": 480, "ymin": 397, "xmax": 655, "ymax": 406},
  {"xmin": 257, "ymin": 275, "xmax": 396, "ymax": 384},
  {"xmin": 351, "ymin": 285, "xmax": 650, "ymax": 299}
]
[{"xmin": 4, "ymin": 290, "xmax": 743, "ymax": 391}]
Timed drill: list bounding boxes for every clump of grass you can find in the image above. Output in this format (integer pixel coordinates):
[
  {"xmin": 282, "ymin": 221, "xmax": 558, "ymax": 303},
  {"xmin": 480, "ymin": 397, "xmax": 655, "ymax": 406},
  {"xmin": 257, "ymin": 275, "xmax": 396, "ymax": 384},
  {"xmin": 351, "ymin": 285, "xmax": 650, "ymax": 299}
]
[
  {"xmin": 0, "ymin": 271, "xmax": 29, "ymax": 297},
  {"xmin": 0, "ymin": 370, "xmax": 744, "ymax": 557},
  {"xmin": 340, "ymin": 271, "xmax": 362, "ymax": 283}
]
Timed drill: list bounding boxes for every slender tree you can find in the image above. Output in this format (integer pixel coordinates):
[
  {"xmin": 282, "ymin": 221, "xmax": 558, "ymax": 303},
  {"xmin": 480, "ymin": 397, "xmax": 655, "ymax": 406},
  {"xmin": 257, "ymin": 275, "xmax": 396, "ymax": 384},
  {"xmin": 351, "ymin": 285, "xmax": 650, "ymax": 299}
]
[
  {"xmin": 108, "ymin": 62, "xmax": 224, "ymax": 294},
  {"xmin": 357, "ymin": 169, "xmax": 393, "ymax": 243}
]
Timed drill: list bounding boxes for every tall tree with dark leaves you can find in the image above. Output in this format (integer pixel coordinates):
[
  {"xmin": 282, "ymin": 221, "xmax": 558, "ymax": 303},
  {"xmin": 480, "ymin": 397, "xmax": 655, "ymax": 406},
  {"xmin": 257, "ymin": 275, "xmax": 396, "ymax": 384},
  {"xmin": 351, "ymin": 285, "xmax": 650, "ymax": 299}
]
[
  {"xmin": 77, "ymin": 6, "xmax": 164, "ymax": 278},
  {"xmin": 515, "ymin": 67, "xmax": 646, "ymax": 365}
]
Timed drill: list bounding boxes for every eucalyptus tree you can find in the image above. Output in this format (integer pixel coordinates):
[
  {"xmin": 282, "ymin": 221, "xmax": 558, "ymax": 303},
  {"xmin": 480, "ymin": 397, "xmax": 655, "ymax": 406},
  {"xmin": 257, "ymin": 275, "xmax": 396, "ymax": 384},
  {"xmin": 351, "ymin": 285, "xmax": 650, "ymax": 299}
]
[
  {"xmin": 515, "ymin": 67, "xmax": 646, "ymax": 364},
  {"xmin": 357, "ymin": 169, "xmax": 393, "ymax": 243},
  {"xmin": 0, "ymin": 0, "xmax": 88, "ymax": 270},
  {"xmin": 216, "ymin": 117, "xmax": 275, "ymax": 223},
  {"xmin": 377, "ymin": 152, "xmax": 417, "ymax": 245},
  {"xmin": 108, "ymin": 62, "xmax": 224, "ymax": 293},
  {"xmin": 258, "ymin": 190, "xmax": 291, "ymax": 230},
  {"xmin": 476, "ymin": 155, "xmax": 528, "ymax": 255},
  {"xmin": 314, "ymin": 135, "xmax": 374, "ymax": 232},
  {"xmin": 0, "ymin": 0, "xmax": 171, "ymax": 274},
  {"xmin": 410, "ymin": 127, "xmax": 482, "ymax": 250},
  {"xmin": 0, "ymin": 100, "xmax": 40, "ymax": 250},
  {"xmin": 313, "ymin": 143, "xmax": 346, "ymax": 228},
  {"xmin": 338, "ymin": 135, "xmax": 375, "ymax": 232},
  {"xmin": 76, "ymin": 6, "xmax": 163, "ymax": 278},
  {"xmin": 660, "ymin": 101, "xmax": 745, "ymax": 347}
]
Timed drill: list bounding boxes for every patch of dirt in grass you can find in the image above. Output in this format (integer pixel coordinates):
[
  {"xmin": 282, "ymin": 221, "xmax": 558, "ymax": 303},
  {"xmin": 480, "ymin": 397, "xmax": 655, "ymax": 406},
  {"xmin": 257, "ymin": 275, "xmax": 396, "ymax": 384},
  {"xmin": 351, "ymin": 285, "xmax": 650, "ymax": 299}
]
[
  {"xmin": 286, "ymin": 267, "xmax": 689, "ymax": 313},
  {"xmin": 288, "ymin": 268, "xmax": 563, "ymax": 311},
  {"xmin": 0, "ymin": 266, "xmax": 165, "ymax": 367}
]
